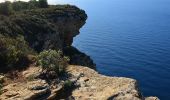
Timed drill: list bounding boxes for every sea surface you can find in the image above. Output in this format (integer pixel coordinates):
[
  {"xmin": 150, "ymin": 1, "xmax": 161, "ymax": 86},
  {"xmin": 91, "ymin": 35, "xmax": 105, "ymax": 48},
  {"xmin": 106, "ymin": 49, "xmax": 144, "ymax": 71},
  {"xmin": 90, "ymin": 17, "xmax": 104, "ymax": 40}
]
[{"xmin": 54, "ymin": 0, "xmax": 170, "ymax": 99}]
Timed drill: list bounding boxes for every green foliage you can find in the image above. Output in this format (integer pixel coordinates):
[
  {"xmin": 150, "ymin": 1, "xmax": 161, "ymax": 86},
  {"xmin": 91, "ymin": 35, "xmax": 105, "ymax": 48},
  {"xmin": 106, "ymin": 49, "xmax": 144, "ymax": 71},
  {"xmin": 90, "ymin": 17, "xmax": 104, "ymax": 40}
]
[
  {"xmin": 39, "ymin": 0, "xmax": 48, "ymax": 8},
  {"xmin": 37, "ymin": 50, "xmax": 69, "ymax": 75},
  {"xmin": 64, "ymin": 80, "xmax": 73, "ymax": 89},
  {"xmin": 0, "ymin": 1, "xmax": 13, "ymax": 15},
  {"xmin": 28, "ymin": 0, "xmax": 39, "ymax": 9},
  {"xmin": 0, "ymin": 82, "xmax": 2, "ymax": 95},
  {"xmin": 0, "ymin": 35, "xmax": 34, "ymax": 71},
  {"xmin": 12, "ymin": 1, "xmax": 29, "ymax": 11},
  {"xmin": 0, "ymin": 0, "xmax": 49, "ymax": 15}
]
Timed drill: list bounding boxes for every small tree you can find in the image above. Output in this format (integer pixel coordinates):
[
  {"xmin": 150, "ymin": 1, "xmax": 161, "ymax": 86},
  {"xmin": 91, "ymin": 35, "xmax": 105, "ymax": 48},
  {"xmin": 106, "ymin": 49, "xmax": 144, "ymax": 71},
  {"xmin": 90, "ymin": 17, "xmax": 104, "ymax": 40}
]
[
  {"xmin": 38, "ymin": 0, "xmax": 48, "ymax": 8},
  {"xmin": 0, "ymin": 1, "xmax": 13, "ymax": 15},
  {"xmin": 37, "ymin": 50, "xmax": 69, "ymax": 75}
]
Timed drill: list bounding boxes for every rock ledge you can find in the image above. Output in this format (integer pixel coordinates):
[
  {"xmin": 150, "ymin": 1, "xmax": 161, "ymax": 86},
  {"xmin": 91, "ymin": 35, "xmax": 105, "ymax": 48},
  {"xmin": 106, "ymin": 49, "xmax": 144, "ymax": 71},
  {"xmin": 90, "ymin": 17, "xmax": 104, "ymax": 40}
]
[
  {"xmin": 0, "ymin": 65, "xmax": 159, "ymax": 100},
  {"xmin": 67, "ymin": 65, "xmax": 159, "ymax": 100}
]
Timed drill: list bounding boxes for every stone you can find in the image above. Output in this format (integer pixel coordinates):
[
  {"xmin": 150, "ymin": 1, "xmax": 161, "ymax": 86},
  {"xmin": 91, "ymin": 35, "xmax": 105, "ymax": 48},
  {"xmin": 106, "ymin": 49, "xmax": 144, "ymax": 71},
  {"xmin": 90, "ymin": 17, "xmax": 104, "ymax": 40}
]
[
  {"xmin": 0, "ymin": 80, "xmax": 50, "ymax": 100},
  {"xmin": 67, "ymin": 65, "xmax": 159, "ymax": 100},
  {"xmin": 145, "ymin": 97, "xmax": 160, "ymax": 100}
]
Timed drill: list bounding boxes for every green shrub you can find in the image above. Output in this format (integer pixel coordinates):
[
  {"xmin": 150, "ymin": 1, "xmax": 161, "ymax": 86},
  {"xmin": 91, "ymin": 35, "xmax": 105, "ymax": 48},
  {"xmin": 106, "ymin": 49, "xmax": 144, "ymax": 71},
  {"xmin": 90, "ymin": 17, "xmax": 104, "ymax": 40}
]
[
  {"xmin": 0, "ymin": 82, "xmax": 3, "ymax": 95},
  {"xmin": 0, "ymin": 35, "xmax": 34, "ymax": 71},
  {"xmin": 37, "ymin": 49, "xmax": 69, "ymax": 75},
  {"xmin": 12, "ymin": 1, "xmax": 29, "ymax": 11},
  {"xmin": 0, "ymin": 1, "xmax": 13, "ymax": 15},
  {"xmin": 64, "ymin": 80, "xmax": 73, "ymax": 89},
  {"xmin": 39, "ymin": 0, "xmax": 48, "ymax": 8}
]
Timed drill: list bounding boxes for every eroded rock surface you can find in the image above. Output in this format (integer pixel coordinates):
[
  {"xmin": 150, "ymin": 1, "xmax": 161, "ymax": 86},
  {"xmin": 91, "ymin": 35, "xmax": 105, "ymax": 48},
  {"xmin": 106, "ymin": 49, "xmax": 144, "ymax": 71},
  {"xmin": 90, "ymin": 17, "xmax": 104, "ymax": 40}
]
[
  {"xmin": 0, "ymin": 80, "xmax": 49, "ymax": 100},
  {"xmin": 67, "ymin": 65, "xmax": 159, "ymax": 100},
  {"xmin": 0, "ymin": 65, "xmax": 159, "ymax": 100}
]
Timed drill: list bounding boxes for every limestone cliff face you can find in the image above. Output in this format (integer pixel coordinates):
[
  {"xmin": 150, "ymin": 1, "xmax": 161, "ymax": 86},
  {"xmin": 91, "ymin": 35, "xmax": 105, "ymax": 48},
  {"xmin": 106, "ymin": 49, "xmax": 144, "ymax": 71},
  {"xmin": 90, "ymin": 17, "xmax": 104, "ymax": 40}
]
[
  {"xmin": 0, "ymin": 5, "xmax": 95, "ymax": 68},
  {"xmin": 0, "ymin": 5, "xmax": 87, "ymax": 51}
]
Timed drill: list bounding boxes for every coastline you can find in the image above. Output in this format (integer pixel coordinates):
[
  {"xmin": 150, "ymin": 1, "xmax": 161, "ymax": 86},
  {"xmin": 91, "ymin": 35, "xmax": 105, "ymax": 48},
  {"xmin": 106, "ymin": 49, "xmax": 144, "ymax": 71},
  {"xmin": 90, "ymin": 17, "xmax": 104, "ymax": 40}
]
[{"xmin": 0, "ymin": 4, "xmax": 159, "ymax": 100}]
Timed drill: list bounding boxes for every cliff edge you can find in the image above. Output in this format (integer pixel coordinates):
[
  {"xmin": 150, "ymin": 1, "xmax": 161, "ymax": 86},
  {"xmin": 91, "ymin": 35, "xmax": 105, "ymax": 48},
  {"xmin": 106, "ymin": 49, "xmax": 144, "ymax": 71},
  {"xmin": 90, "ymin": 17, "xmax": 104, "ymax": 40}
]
[
  {"xmin": 67, "ymin": 65, "xmax": 159, "ymax": 100},
  {"xmin": 0, "ymin": 65, "xmax": 159, "ymax": 100},
  {"xmin": 0, "ymin": 4, "xmax": 158, "ymax": 100}
]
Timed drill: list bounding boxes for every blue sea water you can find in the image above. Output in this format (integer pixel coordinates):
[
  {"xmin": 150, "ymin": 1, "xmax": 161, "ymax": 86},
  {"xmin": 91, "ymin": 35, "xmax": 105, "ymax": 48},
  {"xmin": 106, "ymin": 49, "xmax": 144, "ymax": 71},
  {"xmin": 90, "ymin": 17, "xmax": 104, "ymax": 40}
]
[{"xmin": 54, "ymin": 0, "xmax": 170, "ymax": 99}]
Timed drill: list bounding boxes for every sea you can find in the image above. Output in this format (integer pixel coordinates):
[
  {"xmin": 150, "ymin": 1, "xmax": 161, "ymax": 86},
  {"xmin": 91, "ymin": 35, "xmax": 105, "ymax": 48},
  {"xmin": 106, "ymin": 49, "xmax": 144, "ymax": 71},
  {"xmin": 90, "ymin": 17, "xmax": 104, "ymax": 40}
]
[{"xmin": 53, "ymin": 0, "xmax": 170, "ymax": 99}]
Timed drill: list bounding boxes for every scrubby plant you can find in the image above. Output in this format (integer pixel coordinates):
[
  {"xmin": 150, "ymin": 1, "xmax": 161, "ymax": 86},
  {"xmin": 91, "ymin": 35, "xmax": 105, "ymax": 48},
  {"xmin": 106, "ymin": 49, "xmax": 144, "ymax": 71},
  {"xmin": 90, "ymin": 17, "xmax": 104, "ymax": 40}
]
[
  {"xmin": 64, "ymin": 80, "xmax": 73, "ymax": 89},
  {"xmin": 38, "ymin": 0, "xmax": 48, "ymax": 8},
  {"xmin": 0, "ymin": 35, "xmax": 34, "ymax": 71},
  {"xmin": 12, "ymin": 1, "xmax": 29, "ymax": 11},
  {"xmin": 0, "ymin": 82, "xmax": 3, "ymax": 95},
  {"xmin": 37, "ymin": 49, "xmax": 69, "ymax": 75},
  {"xmin": 28, "ymin": 0, "xmax": 39, "ymax": 9},
  {"xmin": 0, "ymin": 1, "xmax": 13, "ymax": 15}
]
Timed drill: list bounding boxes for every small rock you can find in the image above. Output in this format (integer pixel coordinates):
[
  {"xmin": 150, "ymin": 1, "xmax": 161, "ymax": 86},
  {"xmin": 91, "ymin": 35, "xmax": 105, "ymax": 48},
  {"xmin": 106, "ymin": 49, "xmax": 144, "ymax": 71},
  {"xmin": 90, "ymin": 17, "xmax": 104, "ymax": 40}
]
[
  {"xmin": 145, "ymin": 97, "xmax": 160, "ymax": 100},
  {"xmin": 5, "ymin": 91, "xmax": 19, "ymax": 97}
]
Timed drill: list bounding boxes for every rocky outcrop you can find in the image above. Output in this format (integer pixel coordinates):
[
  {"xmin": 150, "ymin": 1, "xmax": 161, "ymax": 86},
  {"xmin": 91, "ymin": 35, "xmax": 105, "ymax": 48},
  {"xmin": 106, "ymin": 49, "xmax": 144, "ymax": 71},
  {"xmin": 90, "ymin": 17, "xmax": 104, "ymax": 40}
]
[
  {"xmin": 0, "ymin": 5, "xmax": 87, "ymax": 51},
  {"xmin": 0, "ymin": 65, "xmax": 159, "ymax": 100},
  {"xmin": 0, "ymin": 80, "xmax": 50, "ymax": 100},
  {"xmin": 0, "ymin": 5, "xmax": 158, "ymax": 100},
  {"xmin": 0, "ymin": 5, "xmax": 95, "ymax": 68},
  {"xmin": 67, "ymin": 65, "xmax": 159, "ymax": 100}
]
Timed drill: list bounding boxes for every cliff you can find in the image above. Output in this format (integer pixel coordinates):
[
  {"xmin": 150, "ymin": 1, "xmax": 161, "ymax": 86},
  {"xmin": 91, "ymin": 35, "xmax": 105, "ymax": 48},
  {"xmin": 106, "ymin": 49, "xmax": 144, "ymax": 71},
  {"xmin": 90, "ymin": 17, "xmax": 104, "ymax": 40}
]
[
  {"xmin": 0, "ymin": 65, "xmax": 159, "ymax": 100},
  {"xmin": 0, "ymin": 5, "xmax": 86, "ymax": 50},
  {"xmin": 67, "ymin": 65, "xmax": 159, "ymax": 100},
  {"xmin": 0, "ymin": 4, "xmax": 158, "ymax": 100},
  {"xmin": 0, "ymin": 5, "xmax": 95, "ymax": 69}
]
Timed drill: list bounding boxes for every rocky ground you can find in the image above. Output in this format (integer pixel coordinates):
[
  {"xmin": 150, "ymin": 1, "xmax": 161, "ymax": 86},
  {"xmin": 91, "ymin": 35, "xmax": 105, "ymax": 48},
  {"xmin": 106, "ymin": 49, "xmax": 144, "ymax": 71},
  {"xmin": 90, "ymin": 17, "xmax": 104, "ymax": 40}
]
[{"xmin": 0, "ymin": 65, "xmax": 159, "ymax": 100}]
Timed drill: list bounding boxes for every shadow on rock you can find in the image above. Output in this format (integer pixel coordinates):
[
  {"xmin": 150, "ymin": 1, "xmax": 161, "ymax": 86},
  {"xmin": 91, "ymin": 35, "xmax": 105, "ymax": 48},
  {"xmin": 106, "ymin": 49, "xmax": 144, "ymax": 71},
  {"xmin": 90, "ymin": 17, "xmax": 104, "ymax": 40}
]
[{"xmin": 63, "ymin": 46, "xmax": 96, "ymax": 70}]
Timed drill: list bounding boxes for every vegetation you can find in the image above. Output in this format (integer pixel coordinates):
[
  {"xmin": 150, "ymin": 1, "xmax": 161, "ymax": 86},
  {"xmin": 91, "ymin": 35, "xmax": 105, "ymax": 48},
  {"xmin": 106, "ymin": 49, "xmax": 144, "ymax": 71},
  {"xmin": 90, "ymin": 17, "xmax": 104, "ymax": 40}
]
[
  {"xmin": 39, "ymin": 0, "xmax": 48, "ymax": 8},
  {"xmin": 0, "ymin": 0, "xmax": 86, "ymax": 73},
  {"xmin": 64, "ymin": 80, "xmax": 73, "ymax": 89},
  {"xmin": 0, "ymin": 35, "xmax": 34, "ymax": 72},
  {"xmin": 0, "ymin": 0, "xmax": 49, "ymax": 15},
  {"xmin": 37, "ymin": 50, "xmax": 70, "ymax": 75},
  {"xmin": 0, "ymin": 82, "xmax": 2, "ymax": 95},
  {"xmin": 0, "ymin": 1, "xmax": 13, "ymax": 15}
]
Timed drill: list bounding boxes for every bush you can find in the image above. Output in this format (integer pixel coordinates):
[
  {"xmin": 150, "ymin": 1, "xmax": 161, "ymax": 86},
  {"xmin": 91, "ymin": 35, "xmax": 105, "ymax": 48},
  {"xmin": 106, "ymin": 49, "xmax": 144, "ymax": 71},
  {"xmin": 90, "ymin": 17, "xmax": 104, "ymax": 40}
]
[
  {"xmin": 12, "ymin": 1, "xmax": 29, "ymax": 11},
  {"xmin": 64, "ymin": 80, "xmax": 73, "ymax": 89},
  {"xmin": 37, "ymin": 49, "xmax": 69, "ymax": 75},
  {"xmin": 0, "ymin": 35, "xmax": 34, "ymax": 71},
  {"xmin": 0, "ymin": 83, "xmax": 2, "ymax": 95},
  {"xmin": 0, "ymin": 1, "xmax": 13, "ymax": 15},
  {"xmin": 39, "ymin": 0, "xmax": 48, "ymax": 8}
]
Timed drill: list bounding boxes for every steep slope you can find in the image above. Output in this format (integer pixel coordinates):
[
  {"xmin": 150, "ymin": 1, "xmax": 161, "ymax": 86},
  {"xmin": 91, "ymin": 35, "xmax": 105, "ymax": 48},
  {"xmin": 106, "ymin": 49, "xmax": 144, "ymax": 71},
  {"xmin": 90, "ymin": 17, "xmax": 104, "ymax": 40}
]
[{"xmin": 0, "ymin": 5, "xmax": 95, "ymax": 69}]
